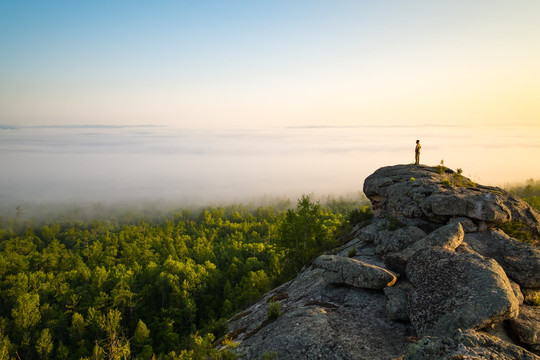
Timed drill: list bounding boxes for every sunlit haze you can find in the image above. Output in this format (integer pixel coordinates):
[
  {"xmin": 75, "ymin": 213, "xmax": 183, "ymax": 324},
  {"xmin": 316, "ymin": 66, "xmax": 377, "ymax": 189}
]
[{"xmin": 1, "ymin": 1, "xmax": 539, "ymax": 207}]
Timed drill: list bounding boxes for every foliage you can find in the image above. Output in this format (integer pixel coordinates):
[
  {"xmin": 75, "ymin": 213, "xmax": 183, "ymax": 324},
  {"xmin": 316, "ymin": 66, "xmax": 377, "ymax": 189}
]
[
  {"xmin": 276, "ymin": 195, "xmax": 345, "ymax": 280},
  {"xmin": 437, "ymin": 166, "xmax": 475, "ymax": 188},
  {"xmin": 524, "ymin": 290, "xmax": 540, "ymax": 307},
  {"xmin": 384, "ymin": 215, "xmax": 406, "ymax": 231},
  {"xmin": 168, "ymin": 333, "xmax": 238, "ymax": 360},
  {"xmin": 260, "ymin": 351, "xmax": 278, "ymax": 360},
  {"xmin": 267, "ymin": 301, "xmax": 281, "ymax": 321},
  {"xmin": 498, "ymin": 221, "xmax": 535, "ymax": 245},
  {"xmin": 318, "ymin": 193, "xmax": 369, "ymax": 215},
  {"xmin": 451, "ymin": 168, "xmax": 476, "ymax": 187},
  {"xmin": 347, "ymin": 248, "xmax": 357, "ymax": 258},
  {"xmin": 347, "ymin": 206, "xmax": 373, "ymax": 226},
  {"xmin": 509, "ymin": 178, "xmax": 540, "ymax": 197},
  {"xmin": 507, "ymin": 179, "xmax": 540, "ymax": 212},
  {"xmin": 524, "ymin": 196, "xmax": 540, "ymax": 212},
  {"xmin": 0, "ymin": 197, "xmax": 352, "ymax": 359},
  {"xmin": 36, "ymin": 328, "xmax": 53, "ymax": 359},
  {"xmin": 435, "ymin": 160, "xmax": 446, "ymax": 175},
  {"xmin": 497, "ymin": 178, "xmax": 540, "ymax": 245}
]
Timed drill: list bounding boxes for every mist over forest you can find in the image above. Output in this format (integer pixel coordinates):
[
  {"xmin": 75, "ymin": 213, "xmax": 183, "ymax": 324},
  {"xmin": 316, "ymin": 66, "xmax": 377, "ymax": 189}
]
[{"xmin": 1, "ymin": 124, "xmax": 539, "ymax": 219}]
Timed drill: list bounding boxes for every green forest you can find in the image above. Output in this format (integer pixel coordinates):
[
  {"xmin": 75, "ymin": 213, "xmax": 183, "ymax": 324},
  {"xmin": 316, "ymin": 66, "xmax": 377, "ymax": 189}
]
[
  {"xmin": 1, "ymin": 177, "xmax": 538, "ymax": 360},
  {"xmin": 0, "ymin": 195, "xmax": 369, "ymax": 360}
]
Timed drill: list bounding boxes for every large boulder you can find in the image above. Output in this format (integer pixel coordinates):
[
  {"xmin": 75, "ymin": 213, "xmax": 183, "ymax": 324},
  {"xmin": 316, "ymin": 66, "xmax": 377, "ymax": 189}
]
[
  {"xmin": 510, "ymin": 305, "xmax": 540, "ymax": 353},
  {"xmin": 313, "ymin": 254, "xmax": 397, "ymax": 289},
  {"xmin": 407, "ymin": 247, "xmax": 519, "ymax": 337},
  {"xmin": 422, "ymin": 191, "xmax": 512, "ymax": 223},
  {"xmin": 363, "ymin": 165, "xmax": 440, "ymax": 222},
  {"xmin": 422, "ymin": 221, "xmax": 465, "ymax": 249},
  {"xmin": 382, "ymin": 222, "xmax": 464, "ymax": 275},
  {"xmin": 363, "ymin": 165, "xmax": 540, "ymax": 236},
  {"xmin": 464, "ymin": 230, "xmax": 540, "ymax": 288},
  {"xmin": 374, "ymin": 226, "xmax": 427, "ymax": 255}
]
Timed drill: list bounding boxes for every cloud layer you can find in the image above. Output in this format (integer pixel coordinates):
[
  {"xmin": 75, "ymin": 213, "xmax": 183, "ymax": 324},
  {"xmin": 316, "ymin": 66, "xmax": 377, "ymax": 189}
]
[{"xmin": 1, "ymin": 124, "xmax": 539, "ymax": 207}]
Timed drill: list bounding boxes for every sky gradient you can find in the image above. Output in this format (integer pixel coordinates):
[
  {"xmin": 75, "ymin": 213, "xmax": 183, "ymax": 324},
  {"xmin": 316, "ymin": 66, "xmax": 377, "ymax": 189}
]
[
  {"xmin": 1, "ymin": 1, "xmax": 539, "ymax": 206},
  {"xmin": 2, "ymin": 1, "xmax": 540, "ymax": 128}
]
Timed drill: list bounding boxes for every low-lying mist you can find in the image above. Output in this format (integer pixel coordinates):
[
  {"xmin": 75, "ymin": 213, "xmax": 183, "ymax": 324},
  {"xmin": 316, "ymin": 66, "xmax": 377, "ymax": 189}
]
[{"xmin": 1, "ymin": 124, "xmax": 539, "ymax": 219}]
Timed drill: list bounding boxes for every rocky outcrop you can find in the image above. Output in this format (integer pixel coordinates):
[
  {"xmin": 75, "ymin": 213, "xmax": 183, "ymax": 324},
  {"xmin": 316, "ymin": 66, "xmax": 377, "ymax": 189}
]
[
  {"xmin": 226, "ymin": 262, "xmax": 413, "ymax": 360},
  {"xmin": 227, "ymin": 165, "xmax": 540, "ymax": 359},
  {"xmin": 373, "ymin": 226, "xmax": 427, "ymax": 255},
  {"xmin": 384, "ymin": 280, "xmax": 413, "ymax": 322},
  {"xmin": 363, "ymin": 164, "xmax": 540, "ymax": 237},
  {"xmin": 407, "ymin": 247, "xmax": 519, "ymax": 337},
  {"xmin": 422, "ymin": 221, "xmax": 465, "ymax": 249},
  {"xmin": 510, "ymin": 306, "xmax": 540, "ymax": 353},
  {"xmin": 381, "ymin": 222, "xmax": 465, "ymax": 275},
  {"xmin": 465, "ymin": 230, "xmax": 540, "ymax": 288},
  {"xmin": 313, "ymin": 254, "xmax": 397, "ymax": 289}
]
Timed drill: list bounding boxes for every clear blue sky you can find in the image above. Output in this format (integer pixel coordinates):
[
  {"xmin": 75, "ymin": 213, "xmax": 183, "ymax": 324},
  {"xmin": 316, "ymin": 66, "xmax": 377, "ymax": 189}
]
[{"xmin": 1, "ymin": 1, "xmax": 540, "ymax": 128}]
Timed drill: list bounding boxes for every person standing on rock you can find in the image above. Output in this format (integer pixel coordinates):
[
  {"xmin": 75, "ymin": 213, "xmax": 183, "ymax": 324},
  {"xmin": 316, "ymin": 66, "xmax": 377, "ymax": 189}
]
[{"xmin": 415, "ymin": 140, "xmax": 421, "ymax": 165}]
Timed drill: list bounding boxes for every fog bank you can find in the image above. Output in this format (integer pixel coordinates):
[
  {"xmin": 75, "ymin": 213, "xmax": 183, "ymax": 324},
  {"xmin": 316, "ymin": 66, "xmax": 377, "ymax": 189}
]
[{"xmin": 1, "ymin": 124, "xmax": 539, "ymax": 211}]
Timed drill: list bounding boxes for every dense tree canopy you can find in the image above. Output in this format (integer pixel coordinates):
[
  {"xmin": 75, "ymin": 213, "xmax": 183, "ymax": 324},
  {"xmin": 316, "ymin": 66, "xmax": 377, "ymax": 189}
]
[{"xmin": 0, "ymin": 195, "xmax": 366, "ymax": 359}]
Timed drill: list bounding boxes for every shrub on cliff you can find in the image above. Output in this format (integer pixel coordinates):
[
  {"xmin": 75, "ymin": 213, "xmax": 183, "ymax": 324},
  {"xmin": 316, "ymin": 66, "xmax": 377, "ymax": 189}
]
[{"xmin": 276, "ymin": 195, "xmax": 344, "ymax": 280}]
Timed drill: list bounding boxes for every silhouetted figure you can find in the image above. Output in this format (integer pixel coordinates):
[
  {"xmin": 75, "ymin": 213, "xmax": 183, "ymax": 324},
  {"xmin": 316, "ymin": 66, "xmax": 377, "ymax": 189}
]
[{"xmin": 415, "ymin": 140, "xmax": 421, "ymax": 165}]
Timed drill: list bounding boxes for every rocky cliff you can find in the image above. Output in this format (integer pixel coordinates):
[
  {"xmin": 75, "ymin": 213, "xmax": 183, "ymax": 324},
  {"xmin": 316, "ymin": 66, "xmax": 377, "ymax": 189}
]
[{"xmin": 225, "ymin": 165, "xmax": 540, "ymax": 359}]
